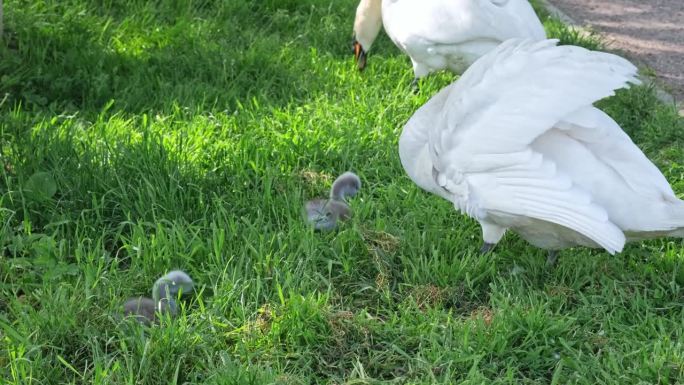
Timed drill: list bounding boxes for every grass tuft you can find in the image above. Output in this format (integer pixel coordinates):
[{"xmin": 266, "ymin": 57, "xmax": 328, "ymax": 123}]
[{"xmin": 1, "ymin": 0, "xmax": 683, "ymax": 383}]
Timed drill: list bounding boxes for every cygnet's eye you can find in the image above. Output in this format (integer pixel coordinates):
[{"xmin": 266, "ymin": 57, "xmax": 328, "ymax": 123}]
[{"xmin": 325, "ymin": 211, "xmax": 333, "ymax": 218}]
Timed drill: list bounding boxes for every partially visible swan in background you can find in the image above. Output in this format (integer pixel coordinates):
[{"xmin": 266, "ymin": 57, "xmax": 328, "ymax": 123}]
[
  {"xmin": 305, "ymin": 172, "xmax": 361, "ymax": 231},
  {"xmin": 399, "ymin": 39, "xmax": 684, "ymax": 265},
  {"xmin": 352, "ymin": 0, "xmax": 546, "ymax": 83}
]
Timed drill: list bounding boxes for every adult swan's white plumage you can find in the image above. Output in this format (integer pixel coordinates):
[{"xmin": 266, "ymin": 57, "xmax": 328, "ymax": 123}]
[
  {"xmin": 352, "ymin": 0, "xmax": 546, "ymax": 79},
  {"xmin": 399, "ymin": 39, "xmax": 684, "ymax": 263}
]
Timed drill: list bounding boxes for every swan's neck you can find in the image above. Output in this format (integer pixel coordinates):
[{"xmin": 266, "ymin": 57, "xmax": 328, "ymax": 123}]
[{"xmin": 354, "ymin": 0, "xmax": 383, "ymax": 51}]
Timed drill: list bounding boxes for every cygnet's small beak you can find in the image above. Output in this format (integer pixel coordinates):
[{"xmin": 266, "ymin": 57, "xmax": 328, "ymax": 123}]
[{"xmin": 352, "ymin": 39, "xmax": 367, "ymax": 71}]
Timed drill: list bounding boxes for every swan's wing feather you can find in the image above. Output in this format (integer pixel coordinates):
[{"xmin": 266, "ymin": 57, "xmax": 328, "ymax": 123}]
[
  {"xmin": 437, "ymin": 151, "xmax": 626, "ymax": 253},
  {"xmin": 430, "ymin": 39, "xmax": 638, "ymax": 252},
  {"xmin": 461, "ymin": 162, "xmax": 626, "ymax": 253},
  {"xmin": 399, "ymin": 86, "xmax": 453, "ymax": 196},
  {"xmin": 435, "ymin": 39, "xmax": 640, "ymax": 159},
  {"xmin": 386, "ymin": 0, "xmax": 545, "ymax": 46},
  {"xmin": 485, "ymin": 0, "xmax": 547, "ymax": 40},
  {"xmin": 557, "ymin": 106, "xmax": 676, "ymax": 200}
]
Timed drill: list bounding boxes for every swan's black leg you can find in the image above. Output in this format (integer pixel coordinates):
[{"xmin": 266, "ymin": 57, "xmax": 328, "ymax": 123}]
[
  {"xmin": 546, "ymin": 250, "xmax": 559, "ymax": 267},
  {"xmin": 480, "ymin": 243, "xmax": 495, "ymax": 254},
  {"xmin": 410, "ymin": 78, "xmax": 420, "ymax": 94}
]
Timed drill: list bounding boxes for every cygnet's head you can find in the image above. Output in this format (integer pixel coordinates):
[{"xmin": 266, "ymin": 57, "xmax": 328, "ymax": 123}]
[
  {"xmin": 153, "ymin": 270, "xmax": 194, "ymax": 302},
  {"xmin": 352, "ymin": 0, "xmax": 382, "ymax": 70},
  {"xmin": 304, "ymin": 198, "xmax": 352, "ymax": 231}
]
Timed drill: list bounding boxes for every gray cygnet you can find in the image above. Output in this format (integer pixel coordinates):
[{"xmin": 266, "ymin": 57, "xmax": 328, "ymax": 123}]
[
  {"xmin": 122, "ymin": 270, "xmax": 194, "ymax": 325},
  {"xmin": 305, "ymin": 172, "xmax": 361, "ymax": 231}
]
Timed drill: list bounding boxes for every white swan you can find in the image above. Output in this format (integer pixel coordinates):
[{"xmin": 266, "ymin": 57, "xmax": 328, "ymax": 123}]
[
  {"xmin": 399, "ymin": 39, "xmax": 684, "ymax": 265},
  {"xmin": 352, "ymin": 0, "xmax": 546, "ymax": 82}
]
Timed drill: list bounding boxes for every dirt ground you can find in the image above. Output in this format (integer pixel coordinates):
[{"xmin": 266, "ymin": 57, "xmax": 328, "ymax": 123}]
[{"xmin": 548, "ymin": 0, "xmax": 684, "ymax": 106}]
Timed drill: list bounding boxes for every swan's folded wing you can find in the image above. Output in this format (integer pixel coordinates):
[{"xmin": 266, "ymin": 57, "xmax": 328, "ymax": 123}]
[
  {"xmin": 485, "ymin": 0, "xmax": 547, "ymax": 40},
  {"xmin": 557, "ymin": 106, "xmax": 677, "ymax": 200},
  {"xmin": 446, "ymin": 156, "xmax": 626, "ymax": 253},
  {"xmin": 429, "ymin": 39, "xmax": 638, "ymax": 253},
  {"xmin": 403, "ymin": 0, "xmax": 545, "ymax": 46},
  {"xmin": 432, "ymin": 39, "xmax": 640, "ymax": 159}
]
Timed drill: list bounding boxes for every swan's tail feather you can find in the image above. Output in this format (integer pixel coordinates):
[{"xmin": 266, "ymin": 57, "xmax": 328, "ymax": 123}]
[{"xmin": 627, "ymin": 201, "xmax": 684, "ymax": 240}]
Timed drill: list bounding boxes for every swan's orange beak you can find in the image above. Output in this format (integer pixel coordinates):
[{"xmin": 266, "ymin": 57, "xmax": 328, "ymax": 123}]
[{"xmin": 352, "ymin": 39, "xmax": 367, "ymax": 71}]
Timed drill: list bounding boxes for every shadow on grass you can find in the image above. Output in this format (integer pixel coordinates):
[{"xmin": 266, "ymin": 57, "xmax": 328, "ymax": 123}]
[{"xmin": 0, "ymin": 0, "xmax": 362, "ymax": 114}]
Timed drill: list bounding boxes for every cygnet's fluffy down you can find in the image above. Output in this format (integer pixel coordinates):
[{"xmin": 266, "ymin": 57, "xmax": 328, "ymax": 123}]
[
  {"xmin": 399, "ymin": 39, "xmax": 684, "ymax": 264},
  {"xmin": 352, "ymin": 0, "xmax": 545, "ymax": 80},
  {"xmin": 305, "ymin": 172, "xmax": 361, "ymax": 231},
  {"xmin": 122, "ymin": 297, "xmax": 160, "ymax": 325},
  {"xmin": 122, "ymin": 270, "xmax": 194, "ymax": 325},
  {"xmin": 153, "ymin": 270, "xmax": 194, "ymax": 301},
  {"xmin": 330, "ymin": 172, "xmax": 362, "ymax": 201},
  {"xmin": 305, "ymin": 199, "xmax": 353, "ymax": 231}
]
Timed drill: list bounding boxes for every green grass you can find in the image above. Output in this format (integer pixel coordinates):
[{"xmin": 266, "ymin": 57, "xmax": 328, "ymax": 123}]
[{"xmin": 1, "ymin": 0, "xmax": 683, "ymax": 384}]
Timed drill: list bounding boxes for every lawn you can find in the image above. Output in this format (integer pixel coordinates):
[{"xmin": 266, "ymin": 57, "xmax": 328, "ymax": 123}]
[{"xmin": 1, "ymin": 0, "xmax": 683, "ymax": 383}]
